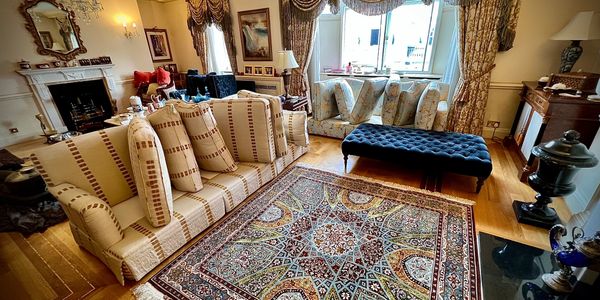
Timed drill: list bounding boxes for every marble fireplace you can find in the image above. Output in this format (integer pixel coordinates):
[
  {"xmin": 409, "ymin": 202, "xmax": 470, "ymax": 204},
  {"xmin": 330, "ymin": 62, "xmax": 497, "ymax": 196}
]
[{"xmin": 17, "ymin": 64, "xmax": 117, "ymax": 133}]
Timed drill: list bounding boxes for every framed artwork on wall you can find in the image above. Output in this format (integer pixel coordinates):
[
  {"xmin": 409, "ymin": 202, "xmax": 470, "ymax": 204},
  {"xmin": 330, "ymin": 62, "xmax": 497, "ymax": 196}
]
[
  {"xmin": 238, "ymin": 8, "xmax": 272, "ymax": 61},
  {"xmin": 263, "ymin": 66, "xmax": 274, "ymax": 76},
  {"xmin": 244, "ymin": 65, "xmax": 254, "ymax": 75},
  {"xmin": 144, "ymin": 28, "xmax": 172, "ymax": 62}
]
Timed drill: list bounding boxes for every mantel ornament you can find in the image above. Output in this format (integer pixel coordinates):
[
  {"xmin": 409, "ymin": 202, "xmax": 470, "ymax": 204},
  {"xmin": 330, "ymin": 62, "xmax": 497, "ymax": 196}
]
[{"xmin": 19, "ymin": 0, "xmax": 87, "ymax": 61}]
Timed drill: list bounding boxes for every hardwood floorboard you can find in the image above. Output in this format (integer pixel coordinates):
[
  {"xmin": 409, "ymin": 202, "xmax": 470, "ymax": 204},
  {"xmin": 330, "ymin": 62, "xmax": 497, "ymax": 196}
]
[{"xmin": 0, "ymin": 134, "xmax": 572, "ymax": 299}]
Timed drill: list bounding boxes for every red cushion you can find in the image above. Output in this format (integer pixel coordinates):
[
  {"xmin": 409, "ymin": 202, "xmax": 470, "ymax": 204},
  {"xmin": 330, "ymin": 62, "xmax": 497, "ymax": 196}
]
[
  {"xmin": 156, "ymin": 67, "xmax": 171, "ymax": 86},
  {"xmin": 134, "ymin": 71, "xmax": 155, "ymax": 88}
]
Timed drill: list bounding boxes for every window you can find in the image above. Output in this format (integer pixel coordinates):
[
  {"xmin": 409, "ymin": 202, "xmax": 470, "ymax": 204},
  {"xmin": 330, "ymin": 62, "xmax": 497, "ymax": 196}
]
[
  {"xmin": 206, "ymin": 25, "xmax": 232, "ymax": 73},
  {"xmin": 341, "ymin": 0, "xmax": 440, "ymax": 73}
]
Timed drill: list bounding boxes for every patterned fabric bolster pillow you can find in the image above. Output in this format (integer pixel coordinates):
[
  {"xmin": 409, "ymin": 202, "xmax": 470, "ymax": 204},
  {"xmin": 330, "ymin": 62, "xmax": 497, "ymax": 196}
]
[
  {"xmin": 168, "ymin": 100, "xmax": 238, "ymax": 173},
  {"xmin": 333, "ymin": 81, "xmax": 355, "ymax": 121},
  {"xmin": 382, "ymin": 80, "xmax": 414, "ymax": 126},
  {"xmin": 414, "ymin": 82, "xmax": 442, "ymax": 130},
  {"xmin": 147, "ymin": 105, "xmax": 203, "ymax": 192},
  {"xmin": 237, "ymin": 90, "xmax": 288, "ymax": 157},
  {"xmin": 208, "ymin": 98, "xmax": 276, "ymax": 164},
  {"xmin": 432, "ymin": 101, "xmax": 449, "ymax": 132},
  {"xmin": 49, "ymin": 183, "xmax": 125, "ymax": 248},
  {"xmin": 348, "ymin": 77, "xmax": 388, "ymax": 125},
  {"xmin": 128, "ymin": 117, "xmax": 174, "ymax": 227},
  {"xmin": 394, "ymin": 81, "xmax": 430, "ymax": 126},
  {"xmin": 283, "ymin": 110, "xmax": 309, "ymax": 147}
]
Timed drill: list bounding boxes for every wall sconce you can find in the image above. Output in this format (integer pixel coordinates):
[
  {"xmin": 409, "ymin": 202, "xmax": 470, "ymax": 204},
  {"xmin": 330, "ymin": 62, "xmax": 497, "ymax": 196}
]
[{"xmin": 123, "ymin": 22, "xmax": 140, "ymax": 39}]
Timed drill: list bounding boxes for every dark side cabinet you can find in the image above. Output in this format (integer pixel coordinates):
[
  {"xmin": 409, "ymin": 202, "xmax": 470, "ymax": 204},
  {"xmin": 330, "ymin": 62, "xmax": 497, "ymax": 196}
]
[{"xmin": 504, "ymin": 81, "xmax": 600, "ymax": 181}]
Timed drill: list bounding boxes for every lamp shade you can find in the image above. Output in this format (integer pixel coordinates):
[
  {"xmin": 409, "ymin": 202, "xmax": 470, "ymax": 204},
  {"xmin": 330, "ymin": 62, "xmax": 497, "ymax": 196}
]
[
  {"xmin": 277, "ymin": 50, "xmax": 299, "ymax": 69},
  {"xmin": 551, "ymin": 11, "xmax": 600, "ymax": 41}
]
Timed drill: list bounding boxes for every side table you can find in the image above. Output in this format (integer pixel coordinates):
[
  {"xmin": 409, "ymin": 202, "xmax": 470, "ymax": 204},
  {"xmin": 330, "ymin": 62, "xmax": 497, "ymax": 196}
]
[{"xmin": 282, "ymin": 96, "xmax": 308, "ymax": 112}]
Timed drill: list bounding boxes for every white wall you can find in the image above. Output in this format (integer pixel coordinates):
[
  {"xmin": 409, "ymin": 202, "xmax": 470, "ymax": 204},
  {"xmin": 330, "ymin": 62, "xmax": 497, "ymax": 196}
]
[
  {"xmin": 566, "ymin": 129, "xmax": 600, "ymax": 215},
  {"xmin": 0, "ymin": 0, "xmax": 153, "ymax": 147}
]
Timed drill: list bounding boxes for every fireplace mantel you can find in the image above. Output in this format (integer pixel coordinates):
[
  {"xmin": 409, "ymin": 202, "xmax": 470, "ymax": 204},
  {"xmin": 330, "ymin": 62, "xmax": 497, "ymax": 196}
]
[{"xmin": 17, "ymin": 64, "xmax": 117, "ymax": 133}]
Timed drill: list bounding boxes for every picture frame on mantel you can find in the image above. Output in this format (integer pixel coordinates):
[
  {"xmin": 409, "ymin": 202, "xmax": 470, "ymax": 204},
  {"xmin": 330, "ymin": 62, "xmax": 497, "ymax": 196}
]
[
  {"xmin": 238, "ymin": 8, "xmax": 272, "ymax": 61},
  {"xmin": 144, "ymin": 28, "xmax": 173, "ymax": 62}
]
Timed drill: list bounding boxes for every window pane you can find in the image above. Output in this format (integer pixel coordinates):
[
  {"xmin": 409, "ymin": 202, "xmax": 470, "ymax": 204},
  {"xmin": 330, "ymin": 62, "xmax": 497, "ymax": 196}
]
[
  {"xmin": 342, "ymin": 9, "xmax": 384, "ymax": 68},
  {"xmin": 382, "ymin": 2, "xmax": 439, "ymax": 72}
]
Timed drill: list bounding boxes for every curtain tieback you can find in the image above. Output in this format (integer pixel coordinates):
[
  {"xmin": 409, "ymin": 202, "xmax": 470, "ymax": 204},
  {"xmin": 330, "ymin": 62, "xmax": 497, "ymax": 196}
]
[{"xmin": 462, "ymin": 63, "xmax": 496, "ymax": 84}]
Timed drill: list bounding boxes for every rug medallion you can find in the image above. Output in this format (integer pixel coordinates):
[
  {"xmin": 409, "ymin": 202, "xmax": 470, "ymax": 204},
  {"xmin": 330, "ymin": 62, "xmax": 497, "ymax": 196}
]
[{"xmin": 150, "ymin": 166, "xmax": 479, "ymax": 299}]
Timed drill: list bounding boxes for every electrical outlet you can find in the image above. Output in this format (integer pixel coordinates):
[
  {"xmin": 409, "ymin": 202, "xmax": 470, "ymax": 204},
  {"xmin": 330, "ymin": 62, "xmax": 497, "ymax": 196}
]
[
  {"xmin": 486, "ymin": 121, "xmax": 500, "ymax": 128},
  {"xmin": 9, "ymin": 128, "xmax": 18, "ymax": 134}
]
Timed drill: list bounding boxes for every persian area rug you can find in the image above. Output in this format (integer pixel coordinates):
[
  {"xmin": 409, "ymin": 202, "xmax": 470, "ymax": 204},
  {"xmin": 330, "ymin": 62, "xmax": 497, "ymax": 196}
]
[{"xmin": 150, "ymin": 166, "xmax": 480, "ymax": 299}]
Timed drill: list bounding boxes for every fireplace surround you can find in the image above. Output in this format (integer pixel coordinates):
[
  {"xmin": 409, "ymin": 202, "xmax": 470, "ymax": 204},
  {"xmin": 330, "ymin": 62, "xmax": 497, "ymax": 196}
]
[{"xmin": 17, "ymin": 64, "xmax": 117, "ymax": 133}]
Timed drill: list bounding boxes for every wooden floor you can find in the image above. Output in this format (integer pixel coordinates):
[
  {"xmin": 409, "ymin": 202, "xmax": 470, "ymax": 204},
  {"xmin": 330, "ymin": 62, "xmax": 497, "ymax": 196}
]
[{"xmin": 0, "ymin": 135, "xmax": 571, "ymax": 299}]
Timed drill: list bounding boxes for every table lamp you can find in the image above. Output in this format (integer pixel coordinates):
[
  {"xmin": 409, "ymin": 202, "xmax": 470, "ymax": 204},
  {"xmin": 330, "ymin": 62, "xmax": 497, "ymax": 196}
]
[
  {"xmin": 551, "ymin": 11, "xmax": 600, "ymax": 73},
  {"xmin": 277, "ymin": 49, "xmax": 299, "ymax": 99}
]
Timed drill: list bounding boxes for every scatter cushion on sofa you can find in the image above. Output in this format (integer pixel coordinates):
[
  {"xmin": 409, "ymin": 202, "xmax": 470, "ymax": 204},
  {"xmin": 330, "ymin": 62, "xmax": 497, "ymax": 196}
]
[
  {"xmin": 147, "ymin": 105, "xmax": 203, "ymax": 192},
  {"xmin": 156, "ymin": 67, "xmax": 171, "ymax": 86},
  {"xmin": 415, "ymin": 82, "xmax": 448, "ymax": 130},
  {"xmin": 237, "ymin": 90, "xmax": 288, "ymax": 157},
  {"xmin": 170, "ymin": 100, "xmax": 238, "ymax": 173},
  {"xmin": 127, "ymin": 117, "xmax": 173, "ymax": 227},
  {"xmin": 348, "ymin": 77, "xmax": 388, "ymax": 125},
  {"xmin": 433, "ymin": 100, "xmax": 449, "ymax": 132},
  {"xmin": 382, "ymin": 80, "xmax": 414, "ymax": 125},
  {"xmin": 394, "ymin": 81, "xmax": 430, "ymax": 126},
  {"xmin": 283, "ymin": 110, "xmax": 309, "ymax": 147},
  {"xmin": 134, "ymin": 70, "xmax": 156, "ymax": 88},
  {"xmin": 333, "ymin": 81, "xmax": 355, "ymax": 121}
]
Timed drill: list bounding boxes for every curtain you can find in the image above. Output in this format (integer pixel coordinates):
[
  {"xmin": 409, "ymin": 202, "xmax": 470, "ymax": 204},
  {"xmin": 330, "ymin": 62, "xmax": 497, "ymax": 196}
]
[
  {"xmin": 446, "ymin": 0, "xmax": 503, "ymax": 135},
  {"xmin": 186, "ymin": 0, "xmax": 237, "ymax": 73},
  {"xmin": 206, "ymin": 25, "xmax": 232, "ymax": 73},
  {"xmin": 497, "ymin": 0, "xmax": 520, "ymax": 51},
  {"xmin": 442, "ymin": 13, "xmax": 459, "ymax": 103}
]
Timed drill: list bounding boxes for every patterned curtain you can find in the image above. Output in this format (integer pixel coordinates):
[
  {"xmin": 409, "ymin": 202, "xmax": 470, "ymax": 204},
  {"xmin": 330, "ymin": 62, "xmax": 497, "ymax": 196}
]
[
  {"xmin": 446, "ymin": 0, "xmax": 503, "ymax": 135},
  {"xmin": 497, "ymin": 0, "xmax": 520, "ymax": 51},
  {"xmin": 186, "ymin": 0, "xmax": 237, "ymax": 73}
]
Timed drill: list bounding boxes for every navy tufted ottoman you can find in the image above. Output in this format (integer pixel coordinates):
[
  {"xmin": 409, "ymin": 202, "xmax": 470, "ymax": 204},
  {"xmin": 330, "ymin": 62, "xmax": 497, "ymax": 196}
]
[{"xmin": 341, "ymin": 123, "xmax": 493, "ymax": 193}]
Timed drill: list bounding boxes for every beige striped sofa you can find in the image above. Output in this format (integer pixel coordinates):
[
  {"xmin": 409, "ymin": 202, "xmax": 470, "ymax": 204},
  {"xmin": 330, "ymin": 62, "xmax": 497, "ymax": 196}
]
[{"xmin": 30, "ymin": 98, "xmax": 308, "ymax": 284}]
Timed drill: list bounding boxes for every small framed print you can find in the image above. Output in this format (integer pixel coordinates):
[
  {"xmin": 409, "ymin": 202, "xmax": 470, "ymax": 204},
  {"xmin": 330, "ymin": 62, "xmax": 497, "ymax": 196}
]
[
  {"xmin": 263, "ymin": 66, "xmax": 274, "ymax": 77},
  {"xmin": 244, "ymin": 65, "xmax": 254, "ymax": 75},
  {"xmin": 253, "ymin": 66, "xmax": 263, "ymax": 76}
]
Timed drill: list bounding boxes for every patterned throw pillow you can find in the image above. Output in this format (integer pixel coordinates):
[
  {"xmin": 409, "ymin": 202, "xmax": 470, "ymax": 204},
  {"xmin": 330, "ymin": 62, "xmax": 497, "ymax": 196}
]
[
  {"xmin": 394, "ymin": 81, "xmax": 430, "ymax": 126},
  {"xmin": 415, "ymin": 82, "xmax": 448, "ymax": 130},
  {"xmin": 127, "ymin": 117, "xmax": 173, "ymax": 227},
  {"xmin": 333, "ymin": 81, "xmax": 355, "ymax": 121},
  {"xmin": 170, "ymin": 100, "xmax": 238, "ymax": 173},
  {"xmin": 147, "ymin": 105, "xmax": 203, "ymax": 192},
  {"xmin": 382, "ymin": 80, "xmax": 414, "ymax": 126},
  {"xmin": 348, "ymin": 78, "xmax": 388, "ymax": 125},
  {"xmin": 283, "ymin": 110, "xmax": 309, "ymax": 146},
  {"xmin": 237, "ymin": 90, "xmax": 288, "ymax": 157}
]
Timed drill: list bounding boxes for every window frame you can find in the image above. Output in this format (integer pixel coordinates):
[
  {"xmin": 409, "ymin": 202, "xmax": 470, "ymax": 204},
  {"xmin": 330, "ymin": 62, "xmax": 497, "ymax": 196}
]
[{"xmin": 339, "ymin": 0, "xmax": 444, "ymax": 74}]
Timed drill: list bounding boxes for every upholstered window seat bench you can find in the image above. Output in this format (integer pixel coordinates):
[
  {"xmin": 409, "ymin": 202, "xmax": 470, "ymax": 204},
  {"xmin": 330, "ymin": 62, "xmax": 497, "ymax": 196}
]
[{"xmin": 341, "ymin": 123, "xmax": 493, "ymax": 193}]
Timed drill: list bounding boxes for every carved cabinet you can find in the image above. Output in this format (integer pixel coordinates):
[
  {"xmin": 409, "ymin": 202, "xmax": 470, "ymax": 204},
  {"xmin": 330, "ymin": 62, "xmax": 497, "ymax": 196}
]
[{"xmin": 505, "ymin": 81, "xmax": 600, "ymax": 181}]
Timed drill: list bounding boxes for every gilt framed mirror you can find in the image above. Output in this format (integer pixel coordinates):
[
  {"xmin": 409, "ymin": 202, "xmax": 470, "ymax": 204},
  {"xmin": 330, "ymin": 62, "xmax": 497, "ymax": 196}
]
[{"xmin": 19, "ymin": 0, "xmax": 87, "ymax": 61}]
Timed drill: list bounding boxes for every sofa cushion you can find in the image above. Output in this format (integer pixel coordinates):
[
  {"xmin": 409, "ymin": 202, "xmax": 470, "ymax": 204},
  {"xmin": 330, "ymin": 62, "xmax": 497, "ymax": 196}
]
[
  {"xmin": 382, "ymin": 80, "xmax": 414, "ymax": 125},
  {"xmin": 128, "ymin": 117, "xmax": 174, "ymax": 227},
  {"xmin": 208, "ymin": 98, "xmax": 276, "ymax": 163},
  {"xmin": 433, "ymin": 101, "xmax": 449, "ymax": 132},
  {"xmin": 283, "ymin": 110, "xmax": 309, "ymax": 146},
  {"xmin": 30, "ymin": 125, "xmax": 136, "ymax": 206},
  {"xmin": 348, "ymin": 77, "xmax": 387, "ymax": 125},
  {"xmin": 237, "ymin": 90, "xmax": 288, "ymax": 157},
  {"xmin": 333, "ymin": 81, "xmax": 355, "ymax": 121},
  {"xmin": 134, "ymin": 70, "xmax": 155, "ymax": 88},
  {"xmin": 171, "ymin": 101, "xmax": 238, "ymax": 173},
  {"xmin": 414, "ymin": 82, "xmax": 442, "ymax": 130},
  {"xmin": 147, "ymin": 105, "xmax": 203, "ymax": 192},
  {"xmin": 156, "ymin": 67, "xmax": 171, "ymax": 86},
  {"xmin": 394, "ymin": 81, "xmax": 430, "ymax": 126}
]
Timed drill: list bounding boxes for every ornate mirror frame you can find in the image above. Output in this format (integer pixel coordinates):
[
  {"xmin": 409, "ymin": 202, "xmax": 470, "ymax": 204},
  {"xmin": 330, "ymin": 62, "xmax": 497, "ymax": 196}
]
[{"xmin": 19, "ymin": 0, "xmax": 87, "ymax": 61}]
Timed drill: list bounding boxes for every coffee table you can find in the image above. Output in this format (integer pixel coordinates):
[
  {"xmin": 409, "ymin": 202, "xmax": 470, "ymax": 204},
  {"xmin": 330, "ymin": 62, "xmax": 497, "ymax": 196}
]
[{"xmin": 478, "ymin": 232, "xmax": 595, "ymax": 299}]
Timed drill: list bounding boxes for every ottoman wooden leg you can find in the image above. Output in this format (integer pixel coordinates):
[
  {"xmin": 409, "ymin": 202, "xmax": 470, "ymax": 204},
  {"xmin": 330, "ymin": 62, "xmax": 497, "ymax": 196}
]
[
  {"xmin": 343, "ymin": 154, "xmax": 348, "ymax": 173},
  {"xmin": 476, "ymin": 177, "xmax": 485, "ymax": 193}
]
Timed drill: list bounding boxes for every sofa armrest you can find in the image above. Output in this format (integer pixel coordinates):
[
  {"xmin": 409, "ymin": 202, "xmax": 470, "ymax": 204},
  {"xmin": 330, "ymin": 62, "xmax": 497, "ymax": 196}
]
[
  {"xmin": 311, "ymin": 79, "xmax": 340, "ymax": 121},
  {"xmin": 208, "ymin": 98, "xmax": 276, "ymax": 163},
  {"xmin": 432, "ymin": 100, "xmax": 449, "ymax": 132},
  {"xmin": 49, "ymin": 183, "xmax": 124, "ymax": 249},
  {"xmin": 283, "ymin": 110, "xmax": 309, "ymax": 146}
]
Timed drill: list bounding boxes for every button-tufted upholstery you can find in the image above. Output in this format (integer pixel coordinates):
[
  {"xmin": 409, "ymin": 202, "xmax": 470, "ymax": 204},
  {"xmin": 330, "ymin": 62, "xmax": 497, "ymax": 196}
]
[{"xmin": 341, "ymin": 123, "xmax": 492, "ymax": 192}]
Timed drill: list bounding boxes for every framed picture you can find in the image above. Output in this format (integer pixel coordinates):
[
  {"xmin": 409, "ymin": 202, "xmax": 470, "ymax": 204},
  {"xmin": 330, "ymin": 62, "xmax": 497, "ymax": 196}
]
[
  {"xmin": 39, "ymin": 31, "xmax": 53, "ymax": 49},
  {"xmin": 168, "ymin": 63, "xmax": 178, "ymax": 73},
  {"xmin": 244, "ymin": 65, "xmax": 254, "ymax": 75},
  {"xmin": 144, "ymin": 28, "xmax": 173, "ymax": 62},
  {"xmin": 263, "ymin": 66, "xmax": 274, "ymax": 77},
  {"xmin": 253, "ymin": 66, "xmax": 263, "ymax": 76},
  {"xmin": 238, "ymin": 8, "xmax": 272, "ymax": 61}
]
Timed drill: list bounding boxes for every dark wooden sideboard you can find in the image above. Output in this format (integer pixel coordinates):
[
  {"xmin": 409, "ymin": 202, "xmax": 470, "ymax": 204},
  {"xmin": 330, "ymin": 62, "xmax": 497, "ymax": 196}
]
[{"xmin": 504, "ymin": 81, "xmax": 600, "ymax": 181}]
